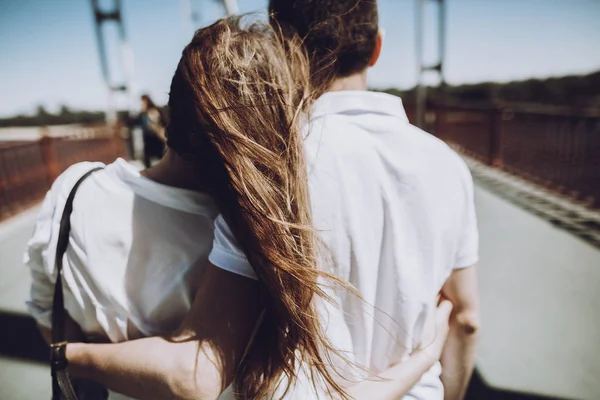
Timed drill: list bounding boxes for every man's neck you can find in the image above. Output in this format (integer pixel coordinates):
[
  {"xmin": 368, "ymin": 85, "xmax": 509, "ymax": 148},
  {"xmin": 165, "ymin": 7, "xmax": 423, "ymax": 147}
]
[{"xmin": 328, "ymin": 71, "xmax": 368, "ymax": 92}]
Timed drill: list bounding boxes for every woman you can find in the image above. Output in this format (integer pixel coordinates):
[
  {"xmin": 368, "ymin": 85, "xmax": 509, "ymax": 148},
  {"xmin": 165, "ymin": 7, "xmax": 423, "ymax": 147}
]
[
  {"xmin": 138, "ymin": 94, "xmax": 166, "ymax": 167},
  {"xmin": 27, "ymin": 17, "xmax": 452, "ymax": 399}
]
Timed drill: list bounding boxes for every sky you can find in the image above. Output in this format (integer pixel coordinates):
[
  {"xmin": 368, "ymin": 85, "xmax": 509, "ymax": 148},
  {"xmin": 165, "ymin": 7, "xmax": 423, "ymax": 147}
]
[{"xmin": 1, "ymin": 0, "xmax": 599, "ymax": 117}]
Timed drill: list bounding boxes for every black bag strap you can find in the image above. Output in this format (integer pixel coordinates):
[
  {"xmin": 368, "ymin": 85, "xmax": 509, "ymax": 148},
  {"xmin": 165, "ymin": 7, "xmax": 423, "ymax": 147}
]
[{"xmin": 51, "ymin": 166, "xmax": 103, "ymax": 400}]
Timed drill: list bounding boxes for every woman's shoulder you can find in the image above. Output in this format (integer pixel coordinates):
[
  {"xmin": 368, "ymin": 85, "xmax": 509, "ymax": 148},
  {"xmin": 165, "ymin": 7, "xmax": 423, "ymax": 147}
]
[
  {"xmin": 24, "ymin": 161, "xmax": 107, "ymax": 280},
  {"xmin": 39, "ymin": 161, "xmax": 109, "ymax": 225},
  {"xmin": 49, "ymin": 161, "xmax": 107, "ymax": 201}
]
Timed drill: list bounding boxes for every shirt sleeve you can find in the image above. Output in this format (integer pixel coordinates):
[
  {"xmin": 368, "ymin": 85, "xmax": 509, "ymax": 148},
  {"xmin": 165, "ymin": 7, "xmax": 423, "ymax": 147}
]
[
  {"xmin": 208, "ymin": 215, "xmax": 257, "ymax": 280},
  {"xmin": 23, "ymin": 162, "xmax": 104, "ymax": 328},
  {"xmin": 23, "ymin": 177, "xmax": 63, "ymax": 328},
  {"xmin": 454, "ymin": 160, "xmax": 479, "ymax": 269}
]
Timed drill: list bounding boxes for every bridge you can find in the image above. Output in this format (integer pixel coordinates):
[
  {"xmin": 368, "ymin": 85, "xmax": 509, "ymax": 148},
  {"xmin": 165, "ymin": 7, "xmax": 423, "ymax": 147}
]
[
  {"xmin": 1, "ymin": 0, "xmax": 600, "ymax": 398},
  {"xmin": 1, "ymin": 103, "xmax": 599, "ymax": 400}
]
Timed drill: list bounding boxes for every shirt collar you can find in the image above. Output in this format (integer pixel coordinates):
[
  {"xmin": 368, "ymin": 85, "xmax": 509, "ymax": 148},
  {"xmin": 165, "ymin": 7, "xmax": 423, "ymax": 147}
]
[
  {"xmin": 111, "ymin": 158, "xmax": 218, "ymax": 218},
  {"xmin": 311, "ymin": 90, "xmax": 409, "ymax": 122}
]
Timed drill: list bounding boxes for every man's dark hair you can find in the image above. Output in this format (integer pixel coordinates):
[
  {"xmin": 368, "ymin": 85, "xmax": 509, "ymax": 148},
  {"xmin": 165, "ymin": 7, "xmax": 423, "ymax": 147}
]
[{"xmin": 269, "ymin": 0, "xmax": 378, "ymax": 92}]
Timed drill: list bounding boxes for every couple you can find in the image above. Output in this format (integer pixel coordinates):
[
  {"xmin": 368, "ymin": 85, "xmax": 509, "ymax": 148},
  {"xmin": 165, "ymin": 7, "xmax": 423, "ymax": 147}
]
[{"xmin": 25, "ymin": 1, "xmax": 479, "ymax": 399}]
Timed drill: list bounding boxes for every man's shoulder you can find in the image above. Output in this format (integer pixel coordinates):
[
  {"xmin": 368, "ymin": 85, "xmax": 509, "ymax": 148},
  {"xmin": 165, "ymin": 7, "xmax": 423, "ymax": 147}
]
[
  {"xmin": 398, "ymin": 123, "xmax": 472, "ymax": 177},
  {"xmin": 310, "ymin": 107, "xmax": 453, "ymax": 152},
  {"xmin": 307, "ymin": 107, "xmax": 471, "ymax": 182},
  {"xmin": 306, "ymin": 114, "xmax": 377, "ymax": 161},
  {"xmin": 403, "ymin": 122, "xmax": 456, "ymax": 154},
  {"xmin": 309, "ymin": 112, "xmax": 371, "ymax": 139}
]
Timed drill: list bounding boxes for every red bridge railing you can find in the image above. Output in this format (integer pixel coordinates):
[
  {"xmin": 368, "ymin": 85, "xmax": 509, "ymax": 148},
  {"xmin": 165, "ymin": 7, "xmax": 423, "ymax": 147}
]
[
  {"xmin": 0, "ymin": 124, "xmax": 126, "ymax": 221},
  {"xmin": 429, "ymin": 103, "xmax": 600, "ymax": 208},
  {"xmin": 1, "ymin": 106, "xmax": 599, "ymax": 221}
]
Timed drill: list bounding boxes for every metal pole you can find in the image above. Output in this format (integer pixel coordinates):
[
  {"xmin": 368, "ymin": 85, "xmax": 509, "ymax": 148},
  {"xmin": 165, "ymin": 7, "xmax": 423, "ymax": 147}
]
[
  {"xmin": 91, "ymin": 0, "xmax": 114, "ymax": 122},
  {"xmin": 113, "ymin": 0, "xmax": 136, "ymax": 116},
  {"xmin": 180, "ymin": 0, "xmax": 195, "ymax": 38},
  {"xmin": 415, "ymin": 0, "xmax": 446, "ymax": 130},
  {"xmin": 221, "ymin": 0, "xmax": 240, "ymax": 15},
  {"xmin": 438, "ymin": 0, "xmax": 446, "ymax": 87},
  {"xmin": 415, "ymin": 0, "xmax": 425, "ymax": 128},
  {"xmin": 91, "ymin": 0, "xmax": 110, "ymax": 89},
  {"xmin": 90, "ymin": 0, "xmax": 135, "ymax": 155}
]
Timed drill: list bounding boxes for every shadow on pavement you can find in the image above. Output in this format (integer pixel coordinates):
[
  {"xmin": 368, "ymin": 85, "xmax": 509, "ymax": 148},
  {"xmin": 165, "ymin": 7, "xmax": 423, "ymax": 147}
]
[
  {"xmin": 466, "ymin": 370, "xmax": 567, "ymax": 400},
  {"xmin": 0, "ymin": 310, "xmax": 48, "ymax": 363}
]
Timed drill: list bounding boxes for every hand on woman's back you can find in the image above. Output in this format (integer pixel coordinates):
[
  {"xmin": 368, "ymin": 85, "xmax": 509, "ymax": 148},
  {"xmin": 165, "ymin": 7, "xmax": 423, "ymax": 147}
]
[{"xmin": 418, "ymin": 297, "xmax": 453, "ymax": 362}]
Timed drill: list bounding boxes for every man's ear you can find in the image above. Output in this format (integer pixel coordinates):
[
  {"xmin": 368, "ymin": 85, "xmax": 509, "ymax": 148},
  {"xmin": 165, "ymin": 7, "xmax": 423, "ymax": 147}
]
[{"xmin": 368, "ymin": 28, "xmax": 384, "ymax": 67}]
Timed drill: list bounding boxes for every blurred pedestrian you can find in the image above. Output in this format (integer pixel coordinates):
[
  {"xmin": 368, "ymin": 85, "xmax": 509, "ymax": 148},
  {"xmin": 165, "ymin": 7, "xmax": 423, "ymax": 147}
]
[{"xmin": 137, "ymin": 94, "xmax": 166, "ymax": 167}]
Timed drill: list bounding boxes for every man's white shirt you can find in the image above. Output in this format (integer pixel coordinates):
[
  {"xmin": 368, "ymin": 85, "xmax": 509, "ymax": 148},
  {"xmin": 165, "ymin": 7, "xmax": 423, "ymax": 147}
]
[{"xmin": 210, "ymin": 91, "xmax": 479, "ymax": 399}]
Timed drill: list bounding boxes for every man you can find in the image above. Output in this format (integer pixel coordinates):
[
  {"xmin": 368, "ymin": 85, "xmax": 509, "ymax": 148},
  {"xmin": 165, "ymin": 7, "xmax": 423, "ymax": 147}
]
[
  {"xmin": 263, "ymin": 1, "xmax": 481, "ymax": 399},
  {"xmin": 38, "ymin": 2, "xmax": 478, "ymax": 399}
]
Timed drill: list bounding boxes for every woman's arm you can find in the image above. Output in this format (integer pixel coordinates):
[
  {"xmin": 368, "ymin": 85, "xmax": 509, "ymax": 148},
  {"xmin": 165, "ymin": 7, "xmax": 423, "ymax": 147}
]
[
  {"xmin": 67, "ymin": 289, "xmax": 451, "ymax": 400},
  {"xmin": 67, "ymin": 336, "xmax": 208, "ymax": 399},
  {"xmin": 67, "ymin": 263, "xmax": 262, "ymax": 400},
  {"xmin": 346, "ymin": 299, "xmax": 453, "ymax": 400}
]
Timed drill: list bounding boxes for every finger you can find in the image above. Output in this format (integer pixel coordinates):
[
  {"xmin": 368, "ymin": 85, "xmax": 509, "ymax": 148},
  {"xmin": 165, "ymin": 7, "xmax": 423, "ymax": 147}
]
[
  {"xmin": 436, "ymin": 299, "xmax": 454, "ymax": 319},
  {"xmin": 438, "ymin": 292, "xmax": 450, "ymax": 304}
]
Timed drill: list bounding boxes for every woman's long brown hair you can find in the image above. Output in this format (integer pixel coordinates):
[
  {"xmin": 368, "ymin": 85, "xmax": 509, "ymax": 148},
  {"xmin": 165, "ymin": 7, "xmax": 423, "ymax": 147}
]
[{"xmin": 166, "ymin": 17, "xmax": 348, "ymax": 399}]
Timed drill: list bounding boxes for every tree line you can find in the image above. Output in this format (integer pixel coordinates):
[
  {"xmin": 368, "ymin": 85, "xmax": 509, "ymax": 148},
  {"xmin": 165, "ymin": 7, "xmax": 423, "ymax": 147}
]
[
  {"xmin": 1, "ymin": 70, "xmax": 599, "ymax": 127},
  {"xmin": 382, "ymin": 70, "xmax": 600, "ymax": 108}
]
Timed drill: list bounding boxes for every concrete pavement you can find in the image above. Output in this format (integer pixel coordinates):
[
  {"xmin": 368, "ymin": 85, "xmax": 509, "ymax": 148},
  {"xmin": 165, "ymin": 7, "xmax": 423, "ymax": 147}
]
[
  {"xmin": 0, "ymin": 205, "xmax": 51, "ymax": 399},
  {"xmin": 475, "ymin": 185, "xmax": 600, "ymax": 400},
  {"xmin": 0, "ymin": 206, "xmax": 41, "ymax": 314}
]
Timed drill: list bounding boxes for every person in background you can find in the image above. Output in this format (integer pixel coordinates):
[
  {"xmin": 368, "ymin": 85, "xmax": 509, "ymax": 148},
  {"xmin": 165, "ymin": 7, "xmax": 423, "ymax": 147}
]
[
  {"xmin": 26, "ymin": 17, "xmax": 454, "ymax": 400},
  {"xmin": 138, "ymin": 94, "xmax": 166, "ymax": 167}
]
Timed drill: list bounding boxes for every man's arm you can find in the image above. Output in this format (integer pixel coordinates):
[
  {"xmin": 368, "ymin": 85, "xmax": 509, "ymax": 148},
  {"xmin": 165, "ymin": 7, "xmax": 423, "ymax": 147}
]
[
  {"xmin": 440, "ymin": 265, "xmax": 480, "ymax": 400},
  {"xmin": 66, "ymin": 263, "xmax": 262, "ymax": 400}
]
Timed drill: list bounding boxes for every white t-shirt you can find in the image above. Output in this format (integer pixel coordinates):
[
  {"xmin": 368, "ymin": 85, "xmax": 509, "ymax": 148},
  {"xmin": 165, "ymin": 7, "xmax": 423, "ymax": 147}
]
[
  {"xmin": 209, "ymin": 91, "xmax": 479, "ymax": 400},
  {"xmin": 25, "ymin": 158, "xmax": 221, "ymax": 400}
]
